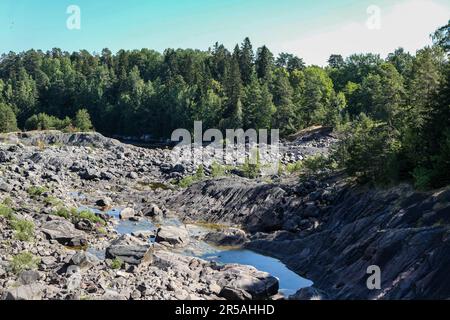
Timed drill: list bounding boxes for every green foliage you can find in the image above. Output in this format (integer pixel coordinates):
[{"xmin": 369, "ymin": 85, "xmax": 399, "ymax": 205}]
[
  {"xmin": 211, "ymin": 162, "xmax": 227, "ymax": 178},
  {"xmin": 240, "ymin": 150, "xmax": 261, "ymax": 179},
  {"xmin": 27, "ymin": 186, "xmax": 48, "ymax": 198},
  {"xmin": 25, "ymin": 113, "xmax": 71, "ymax": 131},
  {"xmin": 74, "ymin": 109, "xmax": 93, "ymax": 132},
  {"xmin": 11, "ymin": 219, "xmax": 35, "ymax": 242},
  {"xmin": 53, "ymin": 207, "xmax": 73, "ymax": 219},
  {"xmin": 176, "ymin": 175, "xmax": 197, "ymax": 188},
  {"xmin": 0, "ymin": 103, "xmax": 18, "ymax": 133},
  {"xmin": 74, "ymin": 209, "xmax": 106, "ymax": 226},
  {"xmin": 110, "ymin": 258, "xmax": 123, "ymax": 270},
  {"xmin": 10, "ymin": 252, "xmax": 40, "ymax": 275},
  {"xmin": 285, "ymin": 161, "xmax": 303, "ymax": 174},
  {"xmin": 0, "ymin": 204, "xmax": 15, "ymax": 220},
  {"xmin": 333, "ymin": 114, "xmax": 401, "ymax": 184}
]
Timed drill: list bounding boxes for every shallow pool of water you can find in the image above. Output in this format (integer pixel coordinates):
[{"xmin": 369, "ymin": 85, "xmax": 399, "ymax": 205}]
[
  {"xmin": 81, "ymin": 205, "xmax": 312, "ymax": 296},
  {"xmin": 201, "ymin": 249, "xmax": 313, "ymax": 296}
]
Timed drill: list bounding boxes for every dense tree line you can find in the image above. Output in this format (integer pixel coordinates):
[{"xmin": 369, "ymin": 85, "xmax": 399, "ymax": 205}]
[{"xmin": 0, "ymin": 22, "xmax": 448, "ymax": 188}]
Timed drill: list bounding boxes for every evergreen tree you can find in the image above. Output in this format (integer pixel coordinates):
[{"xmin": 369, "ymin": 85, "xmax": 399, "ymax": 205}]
[
  {"xmin": 0, "ymin": 103, "xmax": 17, "ymax": 133},
  {"xmin": 74, "ymin": 109, "xmax": 93, "ymax": 131}
]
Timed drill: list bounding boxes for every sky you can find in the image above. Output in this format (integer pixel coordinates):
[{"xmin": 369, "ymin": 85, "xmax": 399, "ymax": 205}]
[{"xmin": 0, "ymin": 0, "xmax": 449, "ymax": 65}]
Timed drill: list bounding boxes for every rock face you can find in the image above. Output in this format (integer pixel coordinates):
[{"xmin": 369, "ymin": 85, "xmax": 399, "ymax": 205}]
[
  {"xmin": 172, "ymin": 176, "xmax": 450, "ymax": 299},
  {"xmin": 41, "ymin": 219, "xmax": 87, "ymax": 247},
  {"xmin": 155, "ymin": 226, "xmax": 190, "ymax": 248},
  {"xmin": 105, "ymin": 235, "xmax": 153, "ymax": 265}
]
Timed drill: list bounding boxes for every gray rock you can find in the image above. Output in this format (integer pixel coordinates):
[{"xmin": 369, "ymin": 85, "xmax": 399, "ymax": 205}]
[
  {"xmin": 289, "ymin": 287, "xmax": 328, "ymax": 300},
  {"xmin": 0, "ymin": 178, "xmax": 12, "ymax": 193},
  {"xmin": 2, "ymin": 284, "xmax": 44, "ymax": 300},
  {"xmin": 96, "ymin": 197, "xmax": 112, "ymax": 207},
  {"xmin": 214, "ymin": 264, "xmax": 279, "ymax": 300},
  {"xmin": 17, "ymin": 270, "xmax": 41, "ymax": 285},
  {"xmin": 155, "ymin": 225, "xmax": 190, "ymax": 248},
  {"xmin": 106, "ymin": 235, "xmax": 153, "ymax": 266},
  {"xmin": 143, "ymin": 203, "xmax": 163, "ymax": 217},
  {"xmin": 70, "ymin": 251, "xmax": 99, "ymax": 270},
  {"xmin": 119, "ymin": 208, "xmax": 136, "ymax": 220},
  {"xmin": 41, "ymin": 220, "xmax": 87, "ymax": 247},
  {"xmin": 203, "ymin": 228, "xmax": 248, "ymax": 246},
  {"xmin": 219, "ymin": 287, "xmax": 252, "ymax": 300}
]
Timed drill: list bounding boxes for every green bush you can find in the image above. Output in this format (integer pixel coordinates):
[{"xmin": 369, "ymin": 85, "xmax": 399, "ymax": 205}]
[
  {"xmin": 75, "ymin": 209, "xmax": 105, "ymax": 226},
  {"xmin": 25, "ymin": 113, "xmax": 72, "ymax": 131},
  {"xmin": 110, "ymin": 258, "xmax": 123, "ymax": 270},
  {"xmin": 10, "ymin": 252, "xmax": 40, "ymax": 275},
  {"xmin": 286, "ymin": 161, "xmax": 303, "ymax": 174},
  {"xmin": 240, "ymin": 150, "xmax": 261, "ymax": 179},
  {"xmin": 74, "ymin": 109, "xmax": 93, "ymax": 132},
  {"xmin": 27, "ymin": 186, "xmax": 48, "ymax": 198},
  {"xmin": 211, "ymin": 162, "xmax": 227, "ymax": 178},
  {"xmin": 176, "ymin": 175, "xmax": 197, "ymax": 188},
  {"xmin": 53, "ymin": 207, "xmax": 72, "ymax": 219},
  {"xmin": 11, "ymin": 219, "xmax": 35, "ymax": 242},
  {"xmin": 0, "ymin": 204, "xmax": 14, "ymax": 220}
]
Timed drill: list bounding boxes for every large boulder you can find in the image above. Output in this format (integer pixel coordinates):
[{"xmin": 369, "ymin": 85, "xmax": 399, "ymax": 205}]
[
  {"xmin": 203, "ymin": 228, "xmax": 248, "ymax": 247},
  {"xmin": 105, "ymin": 235, "xmax": 153, "ymax": 266},
  {"xmin": 41, "ymin": 219, "xmax": 87, "ymax": 247},
  {"xmin": 69, "ymin": 251, "xmax": 99, "ymax": 270},
  {"xmin": 119, "ymin": 208, "xmax": 136, "ymax": 220},
  {"xmin": 214, "ymin": 264, "xmax": 279, "ymax": 300},
  {"xmin": 289, "ymin": 287, "xmax": 328, "ymax": 300},
  {"xmin": 155, "ymin": 225, "xmax": 190, "ymax": 248},
  {"xmin": 2, "ymin": 284, "xmax": 44, "ymax": 300}
]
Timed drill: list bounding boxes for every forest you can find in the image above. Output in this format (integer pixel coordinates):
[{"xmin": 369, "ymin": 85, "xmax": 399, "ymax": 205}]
[{"xmin": 0, "ymin": 22, "xmax": 449, "ymax": 189}]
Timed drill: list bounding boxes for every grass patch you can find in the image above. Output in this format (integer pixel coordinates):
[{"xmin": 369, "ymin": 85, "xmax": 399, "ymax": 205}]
[
  {"xmin": 27, "ymin": 186, "xmax": 48, "ymax": 199},
  {"xmin": 10, "ymin": 252, "xmax": 40, "ymax": 275},
  {"xmin": 76, "ymin": 209, "xmax": 106, "ymax": 226},
  {"xmin": 43, "ymin": 196, "xmax": 63, "ymax": 207},
  {"xmin": 53, "ymin": 207, "xmax": 106, "ymax": 226},
  {"xmin": 174, "ymin": 165, "xmax": 206, "ymax": 188},
  {"xmin": 211, "ymin": 162, "xmax": 228, "ymax": 178},
  {"xmin": 0, "ymin": 204, "xmax": 15, "ymax": 221},
  {"xmin": 110, "ymin": 258, "xmax": 123, "ymax": 270},
  {"xmin": 11, "ymin": 219, "xmax": 35, "ymax": 242}
]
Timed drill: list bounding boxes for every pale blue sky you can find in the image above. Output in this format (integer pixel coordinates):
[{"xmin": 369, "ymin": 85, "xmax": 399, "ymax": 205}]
[{"xmin": 1, "ymin": 0, "xmax": 449, "ymax": 65}]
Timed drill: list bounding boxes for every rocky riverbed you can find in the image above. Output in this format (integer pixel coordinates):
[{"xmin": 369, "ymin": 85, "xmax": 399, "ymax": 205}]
[{"xmin": 0, "ymin": 130, "xmax": 448, "ymax": 300}]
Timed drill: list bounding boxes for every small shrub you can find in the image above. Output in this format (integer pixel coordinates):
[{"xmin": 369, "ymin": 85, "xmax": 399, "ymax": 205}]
[
  {"xmin": 10, "ymin": 252, "xmax": 40, "ymax": 274},
  {"xmin": 211, "ymin": 162, "xmax": 226, "ymax": 178},
  {"xmin": 0, "ymin": 204, "xmax": 14, "ymax": 220},
  {"xmin": 177, "ymin": 175, "xmax": 197, "ymax": 188},
  {"xmin": 75, "ymin": 210, "xmax": 105, "ymax": 226},
  {"xmin": 110, "ymin": 258, "xmax": 123, "ymax": 270},
  {"xmin": 286, "ymin": 161, "xmax": 303, "ymax": 174},
  {"xmin": 2, "ymin": 197, "xmax": 12, "ymax": 206},
  {"xmin": 195, "ymin": 165, "xmax": 205, "ymax": 180},
  {"xmin": 43, "ymin": 196, "xmax": 62, "ymax": 207},
  {"xmin": 27, "ymin": 186, "xmax": 48, "ymax": 198},
  {"xmin": 11, "ymin": 219, "xmax": 35, "ymax": 242},
  {"xmin": 53, "ymin": 207, "xmax": 72, "ymax": 219}
]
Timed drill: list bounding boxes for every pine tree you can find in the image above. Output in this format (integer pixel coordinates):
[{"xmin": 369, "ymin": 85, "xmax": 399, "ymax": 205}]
[
  {"xmin": 0, "ymin": 103, "xmax": 18, "ymax": 133},
  {"xmin": 239, "ymin": 38, "xmax": 255, "ymax": 85},
  {"xmin": 255, "ymin": 46, "xmax": 274, "ymax": 82}
]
